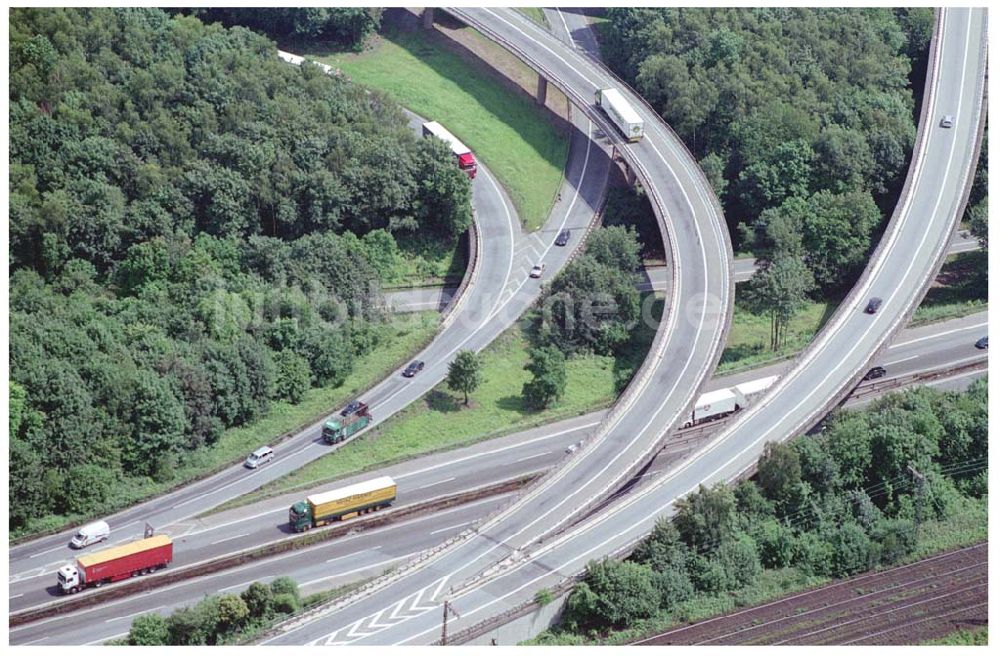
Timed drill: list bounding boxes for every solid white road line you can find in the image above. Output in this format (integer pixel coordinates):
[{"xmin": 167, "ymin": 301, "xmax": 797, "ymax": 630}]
[
  {"xmin": 327, "ymin": 548, "xmax": 377, "ymax": 564},
  {"xmin": 21, "ymin": 637, "xmax": 50, "ymax": 646},
  {"xmin": 515, "ymin": 452, "xmax": 552, "ymax": 463},
  {"xmin": 210, "ymin": 532, "xmax": 251, "ymax": 545},
  {"xmin": 413, "ymin": 478, "xmax": 455, "ymax": 491},
  {"xmin": 430, "ymin": 522, "xmax": 472, "ymax": 536},
  {"xmin": 28, "ymin": 546, "xmax": 66, "ymax": 559},
  {"xmin": 106, "ymin": 605, "xmax": 163, "ymax": 623},
  {"xmin": 884, "ymin": 354, "xmax": 921, "ymax": 366},
  {"xmin": 10, "ymin": 593, "xmax": 24, "ymax": 599},
  {"xmin": 221, "ymin": 576, "xmax": 276, "ymax": 593},
  {"xmin": 892, "ymin": 320, "xmax": 987, "ymax": 349},
  {"xmin": 302, "ymin": 551, "xmax": 422, "ymax": 588}
]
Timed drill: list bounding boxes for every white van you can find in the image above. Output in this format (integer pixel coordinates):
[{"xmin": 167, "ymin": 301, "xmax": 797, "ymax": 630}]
[
  {"xmin": 244, "ymin": 446, "xmax": 274, "ymax": 469},
  {"xmin": 70, "ymin": 520, "xmax": 110, "ymax": 549}
]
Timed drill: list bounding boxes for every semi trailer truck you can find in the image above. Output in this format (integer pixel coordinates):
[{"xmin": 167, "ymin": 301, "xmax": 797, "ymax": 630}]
[
  {"xmin": 682, "ymin": 375, "xmax": 777, "ymax": 427},
  {"xmin": 323, "ymin": 402, "xmax": 372, "ymax": 444},
  {"xmin": 288, "ymin": 476, "xmax": 397, "ymax": 532},
  {"xmin": 57, "ymin": 535, "xmax": 173, "ymax": 594},
  {"xmin": 422, "ymin": 121, "xmax": 478, "ymax": 178},
  {"xmin": 595, "ymin": 88, "xmax": 644, "ymax": 142}
]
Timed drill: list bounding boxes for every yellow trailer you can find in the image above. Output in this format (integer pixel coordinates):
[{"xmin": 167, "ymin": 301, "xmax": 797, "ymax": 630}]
[{"xmin": 289, "ymin": 476, "xmax": 397, "ymax": 532}]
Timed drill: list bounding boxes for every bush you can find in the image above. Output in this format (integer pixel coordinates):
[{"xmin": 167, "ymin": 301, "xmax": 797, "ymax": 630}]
[
  {"xmin": 718, "ymin": 535, "xmax": 762, "ymax": 588},
  {"xmin": 564, "ymin": 560, "xmax": 660, "ymax": 630},
  {"xmin": 272, "ymin": 593, "xmax": 300, "ymax": 616},
  {"xmin": 827, "ymin": 522, "xmax": 873, "ymax": 577},
  {"xmin": 241, "ymin": 582, "xmax": 274, "ymax": 620},
  {"xmin": 270, "ymin": 576, "xmax": 301, "ymax": 605},
  {"xmin": 653, "ymin": 567, "xmax": 694, "ymax": 610},
  {"xmin": 128, "ymin": 613, "xmax": 170, "ymax": 645}
]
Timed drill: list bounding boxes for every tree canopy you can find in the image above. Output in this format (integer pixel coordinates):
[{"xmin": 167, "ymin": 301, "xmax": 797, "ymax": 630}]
[{"xmin": 8, "ymin": 7, "xmax": 472, "ymax": 534}]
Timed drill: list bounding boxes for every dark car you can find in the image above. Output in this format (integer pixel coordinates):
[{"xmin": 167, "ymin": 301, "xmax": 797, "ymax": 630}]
[
  {"xmin": 975, "ymin": 336, "xmax": 988, "ymax": 349},
  {"xmin": 402, "ymin": 360, "xmax": 425, "ymax": 377},
  {"xmin": 865, "ymin": 297, "xmax": 883, "ymax": 314},
  {"xmin": 555, "ymin": 230, "xmax": 571, "ymax": 246},
  {"xmin": 863, "ymin": 366, "xmax": 887, "ymax": 381},
  {"xmin": 341, "ymin": 400, "xmax": 363, "ymax": 416}
]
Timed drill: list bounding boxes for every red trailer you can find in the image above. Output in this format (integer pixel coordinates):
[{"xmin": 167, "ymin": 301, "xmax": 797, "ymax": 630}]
[{"xmin": 57, "ymin": 535, "xmax": 173, "ymax": 594}]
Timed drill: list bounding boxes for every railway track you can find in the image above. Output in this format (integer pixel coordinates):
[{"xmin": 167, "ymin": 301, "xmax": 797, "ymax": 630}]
[{"xmin": 634, "ymin": 542, "xmax": 987, "ymax": 646}]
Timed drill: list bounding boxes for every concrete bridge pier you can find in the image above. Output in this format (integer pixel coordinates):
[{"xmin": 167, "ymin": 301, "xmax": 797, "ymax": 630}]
[
  {"xmin": 423, "ymin": 7, "xmax": 434, "ymax": 29},
  {"xmin": 536, "ymin": 75, "xmax": 548, "ymax": 105}
]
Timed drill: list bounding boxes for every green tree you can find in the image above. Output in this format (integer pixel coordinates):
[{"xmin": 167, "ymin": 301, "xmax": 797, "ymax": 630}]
[
  {"xmin": 744, "ymin": 256, "xmax": 814, "ymax": 350},
  {"xmin": 270, "ymin": 576, "xmax": 301, "ymax": 606},
  {"xmin": 568, "ymin": 559, "xmax": 660, "ymax": 629},
  {"xmin": 521, "ymin": 345, "xmax": 567, "ymax": 409},
  {"xmin": 585, "ymin": 225, "xmax": 642, "ymax": 273},
  {"xmin": 128, "ymin": 613, "xmax": 170, "ymax": 645},
  {"xmin": 241, "ymin": 582, "xmax": 274, "ymax": 620},
  {"xmin": 217, "ymin": 593, "xmax": 250, "ymax": 632},
  {"xmin": 826, "ymin": 522, "xmax": 873, "ymax": 577},
  {"xmin": 273, "ymin": 349, "xmax": 311, "ymax": 404},
  {"xmin": 756, "ymin": 441, "xmax": 803, "ymax": 504},
  {"xmin": 62, "ymin": 464, "xmax": 114, "ymax": 515},
  {"xmin": 539, "ymin": 255, "xmax": 639, "ymax": 355},
  {"xmin": 447, "ymin": 350, "xmax": 482, "ymax": 406},
  {"xmin": 718, "ymin": 534, "xmax": 762, "ymax": 588},
  {"xmin": 673, "ymin": 483, "xmax": 737, "ymax": 551}
]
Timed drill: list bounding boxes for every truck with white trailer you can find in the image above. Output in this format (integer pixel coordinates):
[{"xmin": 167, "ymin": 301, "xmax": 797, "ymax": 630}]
[
  {"xmin": 682, "ymin": 375, "xmax": 777, "ymax": 427},
  {"xmin": 595, "ymin": 88, "xmax": 644, "ymax": 142},
  {"xmin": 422, "ymin": 121, "xmax": 478, "ymax": 178}
]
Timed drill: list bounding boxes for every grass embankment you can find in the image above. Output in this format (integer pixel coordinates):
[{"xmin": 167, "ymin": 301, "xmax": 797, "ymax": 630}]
[
  {"xmin": 382, "ymin": 232, "xmax": 466, "ymax": 289},
  {"xmin": 16, "ymin": 312, "xmax": 439, "ymax": 540},
  {"xmin": 215, "ymin": 297, "xmax": 663, "ymax": 508},
  {"xmin": 527, "ymin": 498, "xmax": 988, "ymax": 646},
  {"xmin": 300, "ymin": 24, "xmax": 569, "ymax": 232}
]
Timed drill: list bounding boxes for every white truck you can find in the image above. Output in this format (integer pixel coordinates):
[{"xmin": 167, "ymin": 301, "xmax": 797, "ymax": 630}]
[
  {"xmin": 422, "ymin": 121, "xmax": 478, "ymax": 179},
  {"xmin": 595, "ymin": 88, "xmax": 644, "ymax": 142},
  {"xmin": 683, "ymin": 375, "xmax": 777, "ymax": 427}
]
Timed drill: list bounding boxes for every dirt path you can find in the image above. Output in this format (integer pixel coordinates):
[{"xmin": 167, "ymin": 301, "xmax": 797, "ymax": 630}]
[{"xmin": 634, "ymin": 542, "xmax": 987, "ymax": 646}]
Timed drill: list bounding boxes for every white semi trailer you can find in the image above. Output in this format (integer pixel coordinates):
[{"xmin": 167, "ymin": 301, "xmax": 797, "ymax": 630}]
[
  {"xmin": 683, "ymin": 375, "xmax": 777, "ymax": 427},
  {"xmin": 595, "ymin": 88, "xmax": 644, "ymax": 142}
]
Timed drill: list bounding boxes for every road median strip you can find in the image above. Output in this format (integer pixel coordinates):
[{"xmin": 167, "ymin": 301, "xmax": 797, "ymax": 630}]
[{"xmin": 8, "ymin": 474, "xmax": 537, "ymax": 629}]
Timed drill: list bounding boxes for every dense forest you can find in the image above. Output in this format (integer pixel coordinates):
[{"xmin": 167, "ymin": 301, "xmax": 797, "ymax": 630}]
[
  {"xmin": 533, "ymin": 379, "xmax": 988, "ymax": 642},
  {"xmin": 602, "ymin": 7, "xmax": 935, "ymax": 295},
  {"xmin": 186, "ymin": 8, "xmax": 383, "ymax": 51},
  {"xmin": 8, "ymin": 8, "xmax": 471, "ymax": 533}
]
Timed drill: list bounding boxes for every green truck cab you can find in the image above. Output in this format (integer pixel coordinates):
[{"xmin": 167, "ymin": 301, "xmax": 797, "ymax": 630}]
[
  {"xmin": 322, "ymin": 402, "xmax": 372, "ymax": 444},
  {"xmin": 288, "ymin": 476, "xmax": 397, "ymax": 532}
]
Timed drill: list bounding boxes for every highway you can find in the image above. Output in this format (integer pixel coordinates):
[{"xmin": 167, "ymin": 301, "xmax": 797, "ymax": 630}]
[
  {"xmin": 10, "ymin": 310, "xmax": 986, "ymax": 645},
  {"xmin": 385, "ymin": 227, "xmax": 979, "ymax": 312},
  {"xmin": 259, "ymin": 6, "xmax": 985, "ymax": 645},
  {"xmin": 8, "ymin": 48, "xmax": 613, "ymax": 596}
]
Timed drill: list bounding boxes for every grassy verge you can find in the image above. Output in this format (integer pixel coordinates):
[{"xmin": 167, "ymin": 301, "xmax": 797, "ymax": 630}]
[
  {"xmin": 14, "ymin": 312, "xmax": 439, "ymax": 541},
  {"xmin": 213, "ymin": 297, "xmax": 663, "ymax": 509},
  {"xmin": 528, "ymin": 497, "xmax": 988, "ymax": 645},
  {"xmin": 718, "ymin": 249, "xmax": 986, "ymax": 376},
  {"xmin": 718, "ymin": 291, "xmax": 836, "ymax": 375},
  {"xmin": 516, "ymin": 8, "xmax": 549, "ymax": 28},
  {"xmin": 297, "ymin": 23, "xmax": 569, "ymax": 232},
  {"xmin": 922, "ymin": 627, "xmax": 988, "ymax": 645},
  {"xmin": 387, "ymin": 233, "xmax": 466, "ymax": 289}
]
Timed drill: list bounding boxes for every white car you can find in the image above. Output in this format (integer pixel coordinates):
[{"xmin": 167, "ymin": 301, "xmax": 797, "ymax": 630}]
[
  {"xmin": 940, "ymin": 115, "xmax": 955, "ymax": 128},
  {"xmin": 565, "ymin": 442, "xmax": 581, "ymax": 454},
  {"xmin": 529, "ymin": 264, "xmax": 545, "ymax": 278}
]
